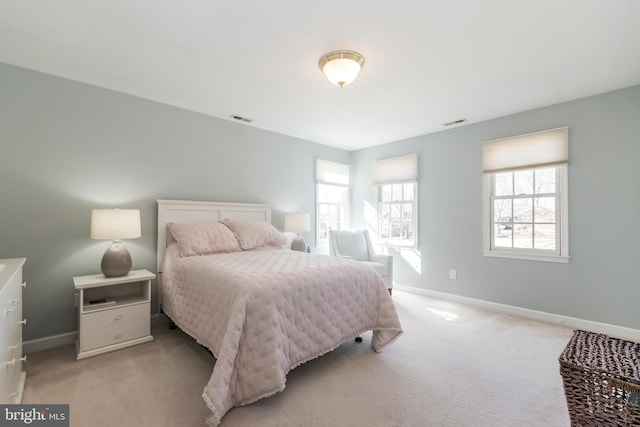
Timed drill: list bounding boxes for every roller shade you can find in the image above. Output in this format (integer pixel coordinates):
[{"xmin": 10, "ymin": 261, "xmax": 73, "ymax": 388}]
[
  {"xmin": 373, "ymin": 154, "xmax": 418, "ymax": 185},
  {"xmin": 482, "ymin": 127, "xmax": 568, "ymax": 173},
  {"xmin": 316, "ymin": 159, "xmax": 350, "ymax": 185}
]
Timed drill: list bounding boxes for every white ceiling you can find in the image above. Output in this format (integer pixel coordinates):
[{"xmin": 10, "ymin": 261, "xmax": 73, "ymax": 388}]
[{"xmin": 1, "ymin": 1, "xmax": 639, "ymax": 151}]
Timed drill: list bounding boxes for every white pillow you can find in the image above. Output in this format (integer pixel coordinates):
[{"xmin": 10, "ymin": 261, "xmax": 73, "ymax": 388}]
[
  {"xmin": 221, "ymin": 219, "xmax": 287, "ymax": 250},
  {"xmin": 168, "ymin": 222, "xmax": 241, "ymax": 257}
]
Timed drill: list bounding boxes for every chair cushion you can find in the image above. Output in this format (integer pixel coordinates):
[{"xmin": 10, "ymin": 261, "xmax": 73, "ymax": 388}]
[
  {"xmin": 361, "ymin": 261, "xmax": 388, "ymax": 277},
  {"xmin": 335, "ymin": 231, "xmax": 369, "ymax": 261}
]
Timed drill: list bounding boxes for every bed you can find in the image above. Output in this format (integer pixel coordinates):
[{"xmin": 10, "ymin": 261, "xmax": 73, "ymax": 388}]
[{"xmin": 156, "ymin": 199, "xmax": 403, "ymax": 426}]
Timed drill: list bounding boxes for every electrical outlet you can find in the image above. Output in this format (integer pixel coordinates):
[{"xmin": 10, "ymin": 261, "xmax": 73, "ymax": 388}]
[{"xmin": 449, "ymin": 269, "xmax": 457, "ymax": 280}]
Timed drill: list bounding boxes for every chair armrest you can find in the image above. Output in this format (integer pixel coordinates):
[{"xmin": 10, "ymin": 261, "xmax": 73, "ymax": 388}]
[{"xmin": 370, "ymin": 253, "xmax": 392, "ymax": 267}]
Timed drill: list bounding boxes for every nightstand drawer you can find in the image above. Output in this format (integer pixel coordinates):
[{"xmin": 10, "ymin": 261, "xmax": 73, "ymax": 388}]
[
  {"xmin": 82, "ymin": 303, "xmax": 149, "ymax": 332},
  {"xmin": 80, "ymin": 319, "xmax": 150, "ymax": 352}
]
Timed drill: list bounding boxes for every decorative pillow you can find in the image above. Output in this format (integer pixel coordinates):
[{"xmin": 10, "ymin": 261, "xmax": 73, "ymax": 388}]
[
  {"xmin": 168, "ymin": 221, "xmax": 241, "ymax": 257},
  {"xmin": 221, "ymin": 219, "xmax": 287, "ymax": 250}
]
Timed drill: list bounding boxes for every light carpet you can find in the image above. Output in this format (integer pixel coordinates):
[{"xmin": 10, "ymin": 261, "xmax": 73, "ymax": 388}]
[{"xmin": 22, "ymin": 290, "xmax": 574, "ymax": 426}]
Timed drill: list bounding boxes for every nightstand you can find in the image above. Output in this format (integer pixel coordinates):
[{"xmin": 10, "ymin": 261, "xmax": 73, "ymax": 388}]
[{"xmin": 74, "ymin": 269, "xmax": 155, "ymax": 360}]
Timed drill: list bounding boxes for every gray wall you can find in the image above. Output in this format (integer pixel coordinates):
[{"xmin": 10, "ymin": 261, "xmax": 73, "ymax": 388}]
[
  {"xmin": 0, "ymin": 63, "xmax": 350, "ymax": 341},
  {"xmin": 2, "ymin": 60, "xmax": 638, "ymax": 342},
  {"xmin": 352, "ymin": 85, "xmax": 640, "ymax": 330}
]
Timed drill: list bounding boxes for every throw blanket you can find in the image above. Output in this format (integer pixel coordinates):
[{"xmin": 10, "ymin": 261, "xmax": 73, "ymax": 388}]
[{"xmin": 162, "ymin": 244, "xmax": 403, "ymax": 426}]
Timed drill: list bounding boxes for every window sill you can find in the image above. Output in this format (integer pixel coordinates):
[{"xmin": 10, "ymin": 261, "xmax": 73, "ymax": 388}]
[
  {"xmin": 483, "ymin": 250, "xmax": 570, "ymax": 263},
  {"xmin": 383, "ymin": 244, "xmax": 418, "ymax": 250}
]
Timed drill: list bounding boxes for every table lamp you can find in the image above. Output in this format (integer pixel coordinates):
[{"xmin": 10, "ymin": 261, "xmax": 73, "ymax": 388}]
[
  {"xmin": 284, "ymin": 213, "xmax": 310, "ymax": 252},
  {"xmin": 91, "ymin": 208, "xmax": 141, "ymax": 277}
]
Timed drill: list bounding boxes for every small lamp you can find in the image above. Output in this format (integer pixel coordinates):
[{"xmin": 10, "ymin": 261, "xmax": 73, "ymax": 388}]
[
  {"xmin": 284, "ymin": 213, "xmax": 310, "ymax": 252},
  {"xmin": 91, "ymin": 208, "xmax": 141, "ymax": 277}
]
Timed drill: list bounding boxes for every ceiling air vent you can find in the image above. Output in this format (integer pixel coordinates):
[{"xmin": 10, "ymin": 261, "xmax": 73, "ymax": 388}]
[
  {"xmin": 443, "ymin": 118, "xmax": 467, "ymax": 126},
  {"xmin": 229, "ymin": 114, "xmax": 254, "ymax": 123}
]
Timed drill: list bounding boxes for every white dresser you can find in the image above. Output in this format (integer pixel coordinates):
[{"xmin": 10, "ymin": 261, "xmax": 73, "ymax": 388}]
[{"xmin": 0, "ymin": 257, "xmax": 27, "ymax": 404}]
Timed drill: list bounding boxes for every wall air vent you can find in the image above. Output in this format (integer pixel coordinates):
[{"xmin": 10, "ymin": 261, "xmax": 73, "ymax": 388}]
[
  {"xmin": 229, "ymin": 114, "xmax": 254, "ymax": 123},
  {"xmin": 443, "ymin": 118, "xmax": 467, "ymax": 126}
]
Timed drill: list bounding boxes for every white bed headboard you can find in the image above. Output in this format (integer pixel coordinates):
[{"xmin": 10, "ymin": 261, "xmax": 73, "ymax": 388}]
[{"xmin": 156, "ymin": 199, "xmax": 272, "ymax": 271}]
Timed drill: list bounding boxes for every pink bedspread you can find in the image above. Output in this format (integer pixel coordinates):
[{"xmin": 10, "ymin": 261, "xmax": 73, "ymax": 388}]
[{"xmin": 161, "ymin": 243, "xmax": 403, "ymax": 426}]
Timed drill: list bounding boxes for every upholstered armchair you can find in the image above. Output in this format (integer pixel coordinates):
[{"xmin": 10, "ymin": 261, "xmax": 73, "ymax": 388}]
[{"xmin": 328, "ymin": 229, "xmax": 393, "ymax": 293}]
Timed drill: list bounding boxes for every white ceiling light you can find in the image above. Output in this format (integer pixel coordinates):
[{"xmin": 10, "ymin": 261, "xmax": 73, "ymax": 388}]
[{"xmin": 318, "ymin": 50, "xmax": 365, "ymax": 88}]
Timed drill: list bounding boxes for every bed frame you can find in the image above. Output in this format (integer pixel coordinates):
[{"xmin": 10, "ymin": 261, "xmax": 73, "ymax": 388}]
[{"xmin": 156, "ymin": 199, "xmax": 272, "ymax": 311}]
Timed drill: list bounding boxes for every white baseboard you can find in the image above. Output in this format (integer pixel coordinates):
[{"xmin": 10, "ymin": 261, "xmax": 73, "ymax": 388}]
[
  {"xmin": 395, "ymin": 284, "xmax": 640, "ymax": 343},
  {"xmin": 23, "ymin": 331, "xmax": 77, "ymax": 355}
]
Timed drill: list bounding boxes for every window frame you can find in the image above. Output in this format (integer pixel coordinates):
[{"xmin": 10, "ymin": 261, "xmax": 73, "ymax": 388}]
[
  {"xmin": 483, "ymin": 164, "xmax": 569, "ymax": 263},
  {"xmin": 377, "ymin": 181, "xmax": 418, "ymax": 249}
]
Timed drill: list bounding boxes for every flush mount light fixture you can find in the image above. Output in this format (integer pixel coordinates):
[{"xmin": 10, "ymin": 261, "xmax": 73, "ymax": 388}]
[{"xmin": 318, "ymin": 50, "xmax": 365, "ymax": 88}]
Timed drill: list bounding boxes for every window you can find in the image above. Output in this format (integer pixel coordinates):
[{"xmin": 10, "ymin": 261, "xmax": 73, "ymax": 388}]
[
  {"xmin": 373, "ymin": 154, "xmax": 418, "ymax": 248},
  {"xmin": 317, "ymin": 184, "xmax": 349, "ymax": 244},
  {"xmin": 316, "ymin": 159, "xmax": 349, "ymax": 246},
  {"xmin": 482, "ymin": 128, "xmax": 569, "ymax": 262},
  {"xmin": 378, "ymin": 182, "xmax": 417, "ymax": 247}
]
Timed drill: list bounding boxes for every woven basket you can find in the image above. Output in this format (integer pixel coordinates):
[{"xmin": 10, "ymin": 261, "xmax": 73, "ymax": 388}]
[{"xmin": 559, "ymin": 330, "xmax": 640, "ymax": 426}]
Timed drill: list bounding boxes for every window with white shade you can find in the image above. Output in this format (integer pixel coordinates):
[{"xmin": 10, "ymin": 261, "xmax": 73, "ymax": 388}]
[
  {"xmin": 482, "ymin": 127, "xmax": 569, "ymax": 262},
  {"xmin": 374, "ymin": 154, "xmax": 418, "ymax": 248},
  {"xmin": 316, "ymin": 159, "xmax": 350, "ymax": 246}
]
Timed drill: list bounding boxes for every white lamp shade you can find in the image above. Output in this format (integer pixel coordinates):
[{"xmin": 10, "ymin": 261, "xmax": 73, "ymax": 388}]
[
  {"xmin": 322, "ymin": 59, "xmax": 361, "ymax": 87},
  {"xmin": 284, "ymin": 213, "xmax": 310, "ymax": 233},
  {"xmin": 91, "ymin": 209, "xmax": 141, "ymax": 240}
]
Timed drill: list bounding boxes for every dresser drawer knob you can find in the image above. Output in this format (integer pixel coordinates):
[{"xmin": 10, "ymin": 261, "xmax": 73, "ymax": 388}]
[
  {"xmin": 19, "ymin": 318, "xmax": 27, "ymax": 326},
  {"xmin": 21, "ymin": 282, "xmax": 27, "ymax": 288},
  {"xmin": 19, "ymin": 355, "xmax": 27, "ymax": 363}
]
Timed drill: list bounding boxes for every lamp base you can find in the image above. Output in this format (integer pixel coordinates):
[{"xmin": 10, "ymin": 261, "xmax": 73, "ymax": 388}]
[
  {"xmin": 101, "ymin": 240, "xmax": 132, "ymax": 277},
  {"xmin": 291, "ymin": 234, "xmax": 308, "ymax": 252}
]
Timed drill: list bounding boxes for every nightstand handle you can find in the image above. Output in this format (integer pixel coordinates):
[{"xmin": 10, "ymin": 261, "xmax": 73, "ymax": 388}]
[
  {"xmin": 19, "ymin": 356, "xmax": 27, "ymax": 363},
  {"xmin": 19, "ymin": 318, "xmax": 27, "ymax": 326},
  {"xmin": 21, "ymin": 282, "xmax": 27, "ymax": 288}
]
